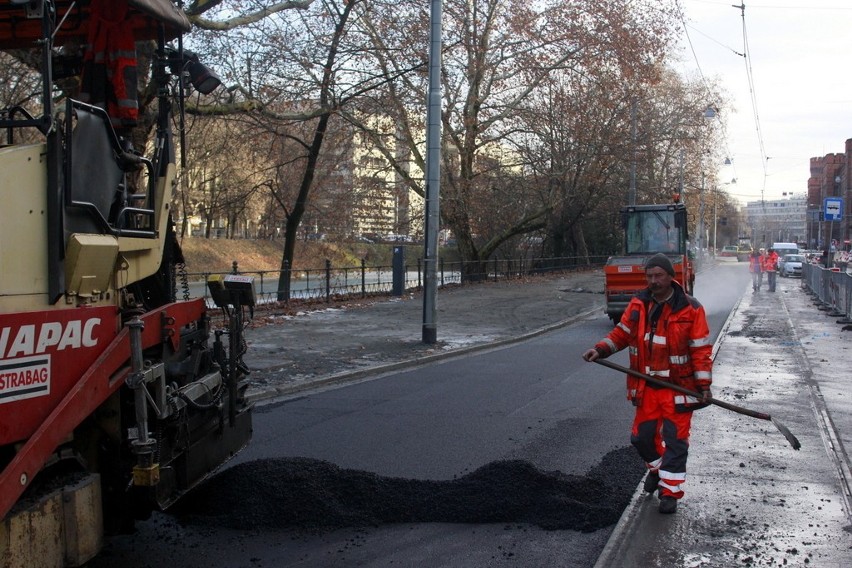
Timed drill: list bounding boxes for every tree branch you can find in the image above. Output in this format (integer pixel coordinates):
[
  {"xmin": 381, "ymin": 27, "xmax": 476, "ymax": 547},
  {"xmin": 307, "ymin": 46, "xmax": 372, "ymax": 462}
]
[{"xmin": 187, "ymin": 1, "xmax": 316, "ymax": 31}]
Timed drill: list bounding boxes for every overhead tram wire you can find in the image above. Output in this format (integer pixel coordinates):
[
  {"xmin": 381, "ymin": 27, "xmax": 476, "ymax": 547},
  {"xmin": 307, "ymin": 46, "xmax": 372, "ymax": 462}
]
[
  {"xmin": 675, "ymin": 1, "xmax": 740, "ymax": 187},
  {"xmin": 686, "ymin": 1, "xmax": 852, "ymax": 207},
  {"xmin": 735, "ymin": 2, "xmax": 769, "ymax": 201},
  {"xmin": 684, "ymin": 22, "xmax": 744, "ymax": 59}
]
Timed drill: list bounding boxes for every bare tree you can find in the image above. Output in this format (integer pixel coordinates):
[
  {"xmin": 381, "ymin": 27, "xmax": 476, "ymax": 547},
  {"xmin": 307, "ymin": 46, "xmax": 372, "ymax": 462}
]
[
  {"xmin": 1, "ymin": 0, "xmax": 720, "ymax": 277},
  {"xmin": 350, "ymin": 0, "xmax": 682, "ymax": 278},
  {"xmin": 176, "ymin": 117, "xmax": 267, "ymax": 238},
  {"xmin": 186, "ymin": 0, "xmax": 393, "ymax": 298},
  {"xmin": 511, "ymin": 64, "xmax": 726, "ymax": 260},
  {"xmin": 0, "ymin": 51, "xmax": 44, "ymax": 145}
]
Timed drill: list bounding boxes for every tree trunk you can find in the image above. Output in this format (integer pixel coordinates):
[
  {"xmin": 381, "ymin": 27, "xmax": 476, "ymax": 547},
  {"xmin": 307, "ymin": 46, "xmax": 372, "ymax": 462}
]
[
  {"xmin": 276, "ymin": 112, "xmax": 333, "ymax": 301},
  {"xmin": 572, "ymin": 222, "xmax": 591, "ymax": 265}
]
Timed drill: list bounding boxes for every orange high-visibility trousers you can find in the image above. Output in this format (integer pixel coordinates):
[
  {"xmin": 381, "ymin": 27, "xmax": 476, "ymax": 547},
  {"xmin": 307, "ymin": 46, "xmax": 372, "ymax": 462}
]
[{"xmin": 630, "ymin": 386, "xmax": 693, "ymax": 499}]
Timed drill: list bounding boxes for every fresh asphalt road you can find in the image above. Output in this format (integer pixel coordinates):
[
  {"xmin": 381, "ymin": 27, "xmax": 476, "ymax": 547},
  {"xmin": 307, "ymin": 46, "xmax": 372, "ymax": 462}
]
[{"xmin": 89, "ymin": 262, "xmax": 751, "ymax": 567}]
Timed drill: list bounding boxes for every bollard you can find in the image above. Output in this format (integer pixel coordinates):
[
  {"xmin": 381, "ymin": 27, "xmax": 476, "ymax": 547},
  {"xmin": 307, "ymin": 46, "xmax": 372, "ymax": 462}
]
[
  {"xmin": 325, "ymin": 259, "xmax": 331, "ymax": 302},
  {"xmin": 280, "ymin": 260, "xmax": 291, "ymax": 303},
  {"xmin": 392, "ymin": 246, "xmax": 405, "ymax": 296}
]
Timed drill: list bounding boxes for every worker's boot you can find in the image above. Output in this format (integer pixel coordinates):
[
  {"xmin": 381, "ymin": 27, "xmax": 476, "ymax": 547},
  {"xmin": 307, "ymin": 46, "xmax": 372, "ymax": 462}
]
[
  {"xmin": 643, "ymin": 471, "xmax": 659, "ymax": 493},
  {"xmin": 659, "ymin": 496, "xmax": 677, "ymax": 514}
]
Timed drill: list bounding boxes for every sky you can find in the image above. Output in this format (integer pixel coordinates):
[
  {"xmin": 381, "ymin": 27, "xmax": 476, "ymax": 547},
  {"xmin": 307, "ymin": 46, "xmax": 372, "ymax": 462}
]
[{"xmin": 674, "ymin": 0, "xmax": 852, "ymax": 206}]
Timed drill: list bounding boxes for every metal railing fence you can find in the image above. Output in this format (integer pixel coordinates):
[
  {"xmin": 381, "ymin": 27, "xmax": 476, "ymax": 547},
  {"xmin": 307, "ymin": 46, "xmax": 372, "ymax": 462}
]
[
  {"xmin": 185, "ymin": 254, "xmax": 609, "ymax": 308},
  {"xmin": 802, "ymin": 263, "xmax": 852, "ymax": 325}
]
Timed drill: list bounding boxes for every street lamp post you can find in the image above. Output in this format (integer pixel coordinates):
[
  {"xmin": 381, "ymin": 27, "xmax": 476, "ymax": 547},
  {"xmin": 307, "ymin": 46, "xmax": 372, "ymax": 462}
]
[
  {"xmin": 421, "ymin": 0, "xmax": 442, "ymax": 344},
  {"xmin": 696, "ymin": 106, "xmax": 718, "ymax": 256},
  {"xmin": 697, "ymin": 171, "xmax": 705, "ymax": 254},
  {"xmin": 713, "ymin": 185, "xmax": 717, "ymax": 253}
]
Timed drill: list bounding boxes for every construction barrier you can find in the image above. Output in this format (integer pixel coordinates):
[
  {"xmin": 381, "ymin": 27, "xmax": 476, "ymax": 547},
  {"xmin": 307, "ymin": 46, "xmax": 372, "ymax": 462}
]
[{"xmin": 802, "ymin": 262, "xmax": 852, "ymax": 325}]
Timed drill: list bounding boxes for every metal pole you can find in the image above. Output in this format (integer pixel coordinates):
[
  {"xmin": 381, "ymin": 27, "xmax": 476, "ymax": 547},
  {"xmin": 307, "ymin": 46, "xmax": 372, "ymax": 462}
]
[
  {"xmin": 829, "ymin": 219, "xmax": 834, "ymax": 266},
  {"xmin": 713, "ymin": 186, "xmax": 717, "ymax": 253},
  {"xmin": 127, "ymin": 318, "xmax": 150, "ymax": 448},
  {"xmin": 228, "ymin": 292, "xmax": 240, "ymax": 426},
  {"xmin": 697, "ymin": 171, "xmax": 705, "ymax": 254},
  {"xmin": 325, "ymin": 259, "xmax": 331, "ymax": 302},
  {"xmin": 422, "ymin": 0, "xmax": 442, "ymax": 344},
  {"xmin": 628, "ymin": 99, "xmax": 637, "ymax": 206}
]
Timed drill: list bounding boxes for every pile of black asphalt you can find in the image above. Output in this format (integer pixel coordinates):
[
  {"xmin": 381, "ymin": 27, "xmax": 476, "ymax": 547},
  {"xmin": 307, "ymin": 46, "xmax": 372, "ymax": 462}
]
[
  {"xmin": 172, "ymin": 271, "xmax": 644, "ymax": 537},
  {"xmin": 173, "ymin": 447, "xmax": 644, "ymax": 533}
]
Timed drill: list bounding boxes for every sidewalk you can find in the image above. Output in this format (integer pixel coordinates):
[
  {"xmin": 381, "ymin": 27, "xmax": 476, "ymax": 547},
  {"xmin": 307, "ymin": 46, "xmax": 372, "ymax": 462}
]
[
  {"xmin": 596, "ymin": 278, "xmax": 852, "ymax": 567},
  {"xmin": 241, "ymin": 268, "xmax": 852, "ymax": 566}
]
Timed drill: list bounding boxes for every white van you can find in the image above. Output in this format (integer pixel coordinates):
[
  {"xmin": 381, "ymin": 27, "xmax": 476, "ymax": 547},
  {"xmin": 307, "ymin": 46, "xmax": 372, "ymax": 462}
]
[
  {"xmin": 771, "ymin": 242, "xmax": 799, "ymax": 256},
  {"xmin": 772, "ymin": 242, "xmax": 799, "ymax": 272}
]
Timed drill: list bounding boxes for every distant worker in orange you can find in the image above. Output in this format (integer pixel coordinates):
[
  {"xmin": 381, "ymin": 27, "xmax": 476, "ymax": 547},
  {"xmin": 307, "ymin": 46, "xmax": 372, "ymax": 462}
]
[
  {"xmin": 762, "ymin": 247, "xmax": 779, "ymax": 292},
  {"xmin": 748, "ymin": 249, "xmax": 762, "ymax": 292}
]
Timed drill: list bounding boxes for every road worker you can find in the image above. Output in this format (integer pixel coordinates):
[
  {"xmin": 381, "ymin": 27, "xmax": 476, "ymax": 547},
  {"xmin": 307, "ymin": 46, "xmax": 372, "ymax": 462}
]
[
  {"xmin": 762, "ymin": 248, "xmax": 779, "ymax": 292},
  {"xmin": 582, "ymin": 253, "xmax": 713, "ymax": 514},
  {"xmin": 749, "ymin": 249, "xmax": 763, "ymax": 291}
]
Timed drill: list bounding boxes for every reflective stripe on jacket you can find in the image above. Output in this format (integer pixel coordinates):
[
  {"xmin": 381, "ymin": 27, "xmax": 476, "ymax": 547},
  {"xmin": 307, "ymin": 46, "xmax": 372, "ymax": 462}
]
[
  {"xmin": 761, "ymin": 252, "xmax": 778, "ymax": 272},
  {"xmin": 595, "ymin": 281, "xmax": 712, "ymax": 410},
  {"xmin": 79, "ymin": 0, "xmax": 139, "ymax": 128}
]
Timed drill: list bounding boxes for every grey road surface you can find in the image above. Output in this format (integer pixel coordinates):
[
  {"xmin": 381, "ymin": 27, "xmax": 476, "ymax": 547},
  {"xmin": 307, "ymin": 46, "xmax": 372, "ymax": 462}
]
[{"xmin": 89, "ymin": 264, "xmax": 751, "ymax": 567}]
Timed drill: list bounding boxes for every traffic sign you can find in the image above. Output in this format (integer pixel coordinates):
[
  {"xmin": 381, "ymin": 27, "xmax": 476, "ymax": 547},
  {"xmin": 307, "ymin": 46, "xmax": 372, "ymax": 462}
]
[{"xmin": 824, "ymin": 197, "xmax": 843, "ymax": 221}]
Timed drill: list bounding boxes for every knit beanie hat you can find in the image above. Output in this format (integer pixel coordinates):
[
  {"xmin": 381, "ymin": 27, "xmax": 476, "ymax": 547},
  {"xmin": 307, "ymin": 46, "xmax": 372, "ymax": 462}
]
[{"xmin": 645, "ymin": 253, "xmax": 675, "ymax": 277}]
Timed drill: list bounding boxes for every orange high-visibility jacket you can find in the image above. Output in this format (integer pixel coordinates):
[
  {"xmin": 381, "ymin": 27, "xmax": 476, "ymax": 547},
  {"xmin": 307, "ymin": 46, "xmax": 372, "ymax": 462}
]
[
  {"xmin": 80, "ymin": 0, "xmax": 138, "ymax": 128},
  {"xmin": 594, "ymin": 282, "xmax": 713, "ymax": 410},
  {"xmin": 761, "ymin": 252, "xmax": 778, "ymax": 272}
]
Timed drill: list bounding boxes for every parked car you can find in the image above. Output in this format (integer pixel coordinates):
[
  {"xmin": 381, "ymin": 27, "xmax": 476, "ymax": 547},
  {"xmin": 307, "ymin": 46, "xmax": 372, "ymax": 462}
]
[
  {"xmin": 781, "ymin": 253, "xmax": 805, "ymax": 277},
  {"xmin": 772, "ymin": 242, "xmax": 799, "ymax": 274},
  {"xmin": 719, "ymin": 245, "xmax": 739, "ymax": 259}
]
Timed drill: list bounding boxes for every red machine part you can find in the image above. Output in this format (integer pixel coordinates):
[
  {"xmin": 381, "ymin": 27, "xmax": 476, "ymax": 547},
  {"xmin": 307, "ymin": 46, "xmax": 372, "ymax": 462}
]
[
  {"xmin": 0, "ymin": 299, "xmax": 205, "ymax": 520},
  {"xmin": 0, "ymin": 306, "xmax": 119, "ymax": 445}
]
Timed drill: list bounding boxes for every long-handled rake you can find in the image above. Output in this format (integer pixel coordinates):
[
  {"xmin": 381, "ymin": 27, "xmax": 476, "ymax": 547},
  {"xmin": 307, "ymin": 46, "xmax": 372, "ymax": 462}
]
[{"xmin": 594, "ymin": 358, "xmax": 801, "ymax": 450}]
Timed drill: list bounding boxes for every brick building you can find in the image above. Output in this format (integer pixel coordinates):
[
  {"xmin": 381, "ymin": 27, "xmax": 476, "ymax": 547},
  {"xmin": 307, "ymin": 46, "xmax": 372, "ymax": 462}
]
[{"xmin": 807, "ymin": 141, "xmax": 851, "ymax": 250}]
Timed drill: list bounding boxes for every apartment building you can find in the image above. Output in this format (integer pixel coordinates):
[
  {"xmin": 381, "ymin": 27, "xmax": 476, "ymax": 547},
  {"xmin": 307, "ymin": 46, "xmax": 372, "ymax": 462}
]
[
  {"xmin": 351, "ymin": 117, "xmax": 424, "ymax": 240},
  {"xmin": 742, "ymin": 194, "xmax": 807, "ymax": 248}
]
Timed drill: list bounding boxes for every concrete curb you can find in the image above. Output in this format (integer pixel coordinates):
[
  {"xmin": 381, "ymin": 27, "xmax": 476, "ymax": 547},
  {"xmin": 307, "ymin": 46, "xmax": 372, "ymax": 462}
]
[
  {"xmin": 592, "ymin": 480, "xmax": 652, "ymax": 568},
  {"xmin": 594, "ymin": 272, "xmax": 739, "ymax": 568},
  {"xmin": 247, "ymin": 305, "xmax": 602, "ymax": 405}
]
